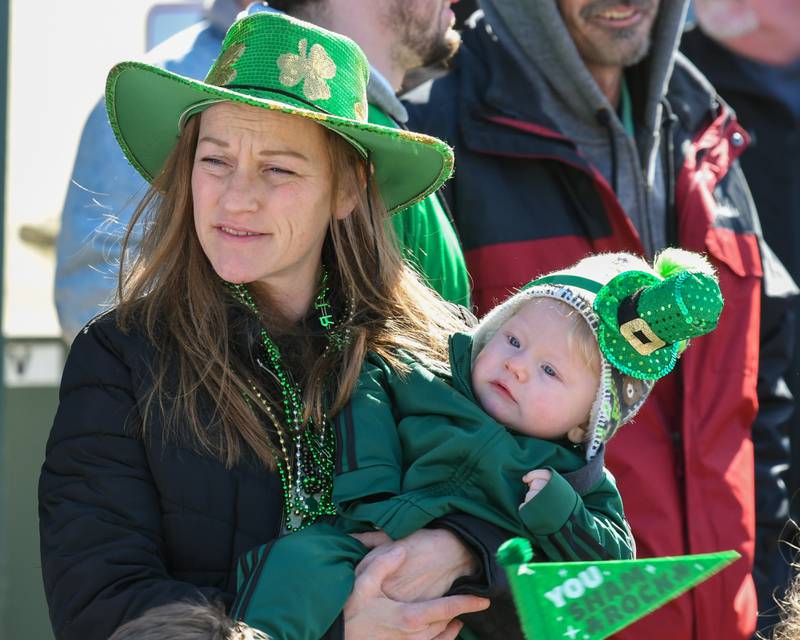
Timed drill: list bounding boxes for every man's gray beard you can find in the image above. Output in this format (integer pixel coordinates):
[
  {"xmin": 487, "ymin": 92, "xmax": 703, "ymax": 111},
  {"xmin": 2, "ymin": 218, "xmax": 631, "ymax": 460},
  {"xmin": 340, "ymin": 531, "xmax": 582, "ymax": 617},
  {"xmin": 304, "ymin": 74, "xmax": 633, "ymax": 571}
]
[
  {"xmin": 576, "ymin": 0, "xmax": 657, "ymax": 67},
  {"xmin": 584, "ymin": 29, "xmax": 653, "ymax": 68},
  {"xmin": 620, "ymin": 30, "xmax": 652, "ymax": 67}
]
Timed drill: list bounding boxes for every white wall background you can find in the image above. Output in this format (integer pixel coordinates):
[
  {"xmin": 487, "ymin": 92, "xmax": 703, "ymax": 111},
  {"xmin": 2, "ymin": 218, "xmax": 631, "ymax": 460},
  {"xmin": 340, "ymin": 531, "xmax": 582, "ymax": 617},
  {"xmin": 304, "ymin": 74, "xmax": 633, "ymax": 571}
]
[{"xmin": 3, "ymin": 1, "xmax": 202, "ymax": 338}]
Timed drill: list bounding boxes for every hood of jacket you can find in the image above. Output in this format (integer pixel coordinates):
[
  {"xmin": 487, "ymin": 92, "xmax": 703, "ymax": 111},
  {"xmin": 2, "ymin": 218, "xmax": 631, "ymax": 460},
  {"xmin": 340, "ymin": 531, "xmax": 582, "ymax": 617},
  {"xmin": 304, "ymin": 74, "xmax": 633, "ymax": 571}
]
[
  {"xmin": 477, "ymin": 0, "xmax": 689, "ymax": 255},
  {"xmin": 368, "ymin": 65, "xmax": 409, "ymax": 124},
  {"xmin": 479, "ymin": 0, "xmax": 688, "ymax": 144},
  {"xmin": 449, "ymin": 332, "xmax": 479, "ymax": 403}
]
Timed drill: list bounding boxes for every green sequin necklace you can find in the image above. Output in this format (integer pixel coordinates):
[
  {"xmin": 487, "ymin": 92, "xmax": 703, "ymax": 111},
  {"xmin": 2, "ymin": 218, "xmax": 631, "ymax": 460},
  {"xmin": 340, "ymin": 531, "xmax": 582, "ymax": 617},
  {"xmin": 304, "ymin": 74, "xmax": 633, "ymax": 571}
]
[{"xmin": 227, "ymin": 270, "xmax": 348, "ymax": 532}]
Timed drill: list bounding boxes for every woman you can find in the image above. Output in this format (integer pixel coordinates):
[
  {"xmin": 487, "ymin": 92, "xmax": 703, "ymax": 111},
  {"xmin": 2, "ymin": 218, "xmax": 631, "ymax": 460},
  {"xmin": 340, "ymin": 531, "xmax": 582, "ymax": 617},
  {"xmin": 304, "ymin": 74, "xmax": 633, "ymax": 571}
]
[{"xmin": 38, "ymin": 12, "xmax": 492, "ymax": 640}]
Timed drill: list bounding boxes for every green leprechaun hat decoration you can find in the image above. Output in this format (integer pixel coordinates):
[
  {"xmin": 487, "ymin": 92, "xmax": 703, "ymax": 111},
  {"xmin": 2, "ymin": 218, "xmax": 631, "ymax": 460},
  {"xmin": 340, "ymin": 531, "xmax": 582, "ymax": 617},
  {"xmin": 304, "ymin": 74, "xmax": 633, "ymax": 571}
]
[
  {"xmin": 593, "ymin": 263, "xmax": 724, "ymax": 380},
  {"xmin": 533, "ymin": 252, "xmax": 724, "ymax": 382},
  {"xmin": 497, "ymin": 537, "xmax": 739, "ymax": 640},
  {"xmin": 105, "ymin": 11, "xmax": 454, "ymax": 214}
]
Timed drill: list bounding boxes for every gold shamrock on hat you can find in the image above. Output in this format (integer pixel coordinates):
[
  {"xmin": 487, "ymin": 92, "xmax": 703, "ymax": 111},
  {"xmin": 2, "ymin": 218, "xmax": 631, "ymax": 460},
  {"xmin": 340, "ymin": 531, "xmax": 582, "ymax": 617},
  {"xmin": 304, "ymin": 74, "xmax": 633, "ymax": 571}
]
[
  {"xmin": 354, "ymin": 100, "xmax": 367, "ymax": 121},
  {"xmin": 106, "ymin": 11, "xmax": 455, "ymax": 215},
  {"xmin": 206, "ymin": 42, "xmax": 246, "ymax": 86},
  {"xmin": 278, "ymin": 39, "xmax": 337, "ymax": 101}
]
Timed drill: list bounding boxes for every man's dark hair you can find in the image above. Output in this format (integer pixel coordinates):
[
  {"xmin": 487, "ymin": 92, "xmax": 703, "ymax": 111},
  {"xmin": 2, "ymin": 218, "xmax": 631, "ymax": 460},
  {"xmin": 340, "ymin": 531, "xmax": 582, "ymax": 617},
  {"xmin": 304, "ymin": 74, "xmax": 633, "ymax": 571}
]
[{"xmin": 108, "ymin": 601, "xmax": 270, "ymax": 640}]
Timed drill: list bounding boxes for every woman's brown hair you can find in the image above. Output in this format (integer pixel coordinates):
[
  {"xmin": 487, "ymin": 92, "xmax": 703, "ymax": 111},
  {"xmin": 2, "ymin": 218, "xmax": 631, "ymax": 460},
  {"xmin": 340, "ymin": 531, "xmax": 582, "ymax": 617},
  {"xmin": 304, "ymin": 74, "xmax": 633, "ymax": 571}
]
[{"xmin": 116, "ymin": 110, "xmax": 466, "ymax": 468}]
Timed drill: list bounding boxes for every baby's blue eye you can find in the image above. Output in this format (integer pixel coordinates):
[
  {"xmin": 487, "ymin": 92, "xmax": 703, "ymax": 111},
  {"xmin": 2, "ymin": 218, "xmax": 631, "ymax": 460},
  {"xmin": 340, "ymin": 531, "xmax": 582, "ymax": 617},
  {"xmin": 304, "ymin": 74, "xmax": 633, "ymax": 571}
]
[
  {"xmin": 542, "ymin": 364, "xmax": 557, "ymax": 377},
  {"xmin": 508, "ymin": 335, "xmax": 521, "ymax": 348}
]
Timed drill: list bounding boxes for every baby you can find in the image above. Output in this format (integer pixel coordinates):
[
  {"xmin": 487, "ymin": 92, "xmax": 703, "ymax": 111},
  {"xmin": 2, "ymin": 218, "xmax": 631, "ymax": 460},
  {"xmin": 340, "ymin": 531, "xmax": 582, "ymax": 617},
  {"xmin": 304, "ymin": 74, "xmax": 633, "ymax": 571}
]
[
  {"xmin": 231, "ymin": 248, "xmax": 723, "ymax": 639},
  {"xmin": 472, "ymin": 287, "xmax": 604, "ymax": 506}
]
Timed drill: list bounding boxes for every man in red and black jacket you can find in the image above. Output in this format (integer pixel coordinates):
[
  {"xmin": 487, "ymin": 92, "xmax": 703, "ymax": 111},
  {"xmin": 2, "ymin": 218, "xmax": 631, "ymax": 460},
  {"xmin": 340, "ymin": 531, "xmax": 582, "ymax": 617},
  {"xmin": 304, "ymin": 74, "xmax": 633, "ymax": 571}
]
[
  {"xmin": 681, "ymin": 2, "xmax": 800, "ymax": 630},
  {"xmin": 407, "ymin": 1, "xmax": 796, "ymax": 638}
]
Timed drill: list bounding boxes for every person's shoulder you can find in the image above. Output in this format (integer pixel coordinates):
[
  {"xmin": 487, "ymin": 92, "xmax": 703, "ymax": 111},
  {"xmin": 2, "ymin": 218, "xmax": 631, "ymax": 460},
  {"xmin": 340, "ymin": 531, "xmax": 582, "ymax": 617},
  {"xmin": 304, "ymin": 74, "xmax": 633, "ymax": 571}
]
[
  {"xmin": 75, "ymin": 306, "xmax": 141, "ymax": 341},
  {"xmin": 667, "ymin": 50, "xmax": 725, "ymax": 131},
  {"xmin": 69, "ymin": 306, "xmax": 157, "ymax": 374},
  {"xmin": 361, "ymin": 347, "xmax": 452, "ymax": 388},
  {"xmin": 147, "ymin": 21, "xmax": 222, "ymax": 78},
  {"xmin": 72, "ymin": 308, "xmax": 123, "ymax": 346}
]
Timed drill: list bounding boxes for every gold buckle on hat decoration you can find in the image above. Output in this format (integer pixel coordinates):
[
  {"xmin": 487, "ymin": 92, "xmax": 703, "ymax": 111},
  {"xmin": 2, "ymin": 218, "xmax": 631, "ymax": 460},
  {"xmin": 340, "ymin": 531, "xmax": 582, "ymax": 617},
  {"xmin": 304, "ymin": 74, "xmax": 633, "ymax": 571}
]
[{"xmin": 619, "ymin": 318, "xmax": 666, "ymax": 356}]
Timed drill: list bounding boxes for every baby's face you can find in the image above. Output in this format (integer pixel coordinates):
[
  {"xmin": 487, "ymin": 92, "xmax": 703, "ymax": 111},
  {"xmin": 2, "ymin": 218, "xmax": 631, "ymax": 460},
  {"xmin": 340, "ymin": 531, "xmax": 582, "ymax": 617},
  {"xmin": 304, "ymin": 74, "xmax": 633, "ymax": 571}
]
[{"xmin": 472, "ymin": 299, "xmax": 599, "ymax": 440}]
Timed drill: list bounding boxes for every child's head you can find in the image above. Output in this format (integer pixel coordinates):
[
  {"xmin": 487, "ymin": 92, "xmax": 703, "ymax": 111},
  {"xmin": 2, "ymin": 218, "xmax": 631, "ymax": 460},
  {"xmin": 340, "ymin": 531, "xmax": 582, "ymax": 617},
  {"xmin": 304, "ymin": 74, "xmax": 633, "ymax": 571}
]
[
  {"xmin": 471, "ymin": 249, "xmax": 723, "ymax": 459},
  {"xmin": 472, "ymin": 296, "xmax": 601, "ymax": 443},
  {"xmin": 108, "ymin": 601, "xmax": 269, "ymax": 640}
]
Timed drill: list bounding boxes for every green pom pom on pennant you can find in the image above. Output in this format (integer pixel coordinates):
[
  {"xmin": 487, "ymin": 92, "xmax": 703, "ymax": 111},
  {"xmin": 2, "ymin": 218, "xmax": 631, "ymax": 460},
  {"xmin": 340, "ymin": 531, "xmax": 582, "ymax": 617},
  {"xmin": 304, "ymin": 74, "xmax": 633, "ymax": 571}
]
[{"xmin": 497, "ymin": 537, "xmax": 534, "ymax": 567}]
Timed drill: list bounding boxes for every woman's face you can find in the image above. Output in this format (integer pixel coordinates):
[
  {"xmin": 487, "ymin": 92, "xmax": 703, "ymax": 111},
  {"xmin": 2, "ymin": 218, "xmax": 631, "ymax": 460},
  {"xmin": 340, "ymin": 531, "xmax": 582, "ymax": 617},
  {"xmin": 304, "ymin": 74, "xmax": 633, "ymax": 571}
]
[{"xmin": 192, "ymin": 102, "xmax": 351, "ymax": 300}]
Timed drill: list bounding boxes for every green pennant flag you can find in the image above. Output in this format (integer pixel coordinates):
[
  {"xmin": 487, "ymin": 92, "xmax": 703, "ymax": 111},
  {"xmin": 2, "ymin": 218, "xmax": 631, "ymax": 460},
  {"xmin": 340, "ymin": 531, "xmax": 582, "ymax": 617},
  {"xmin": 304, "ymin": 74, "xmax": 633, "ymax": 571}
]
[{"xmin": 496, "ymin": 538, "xmax": 739, "ymax": 640}]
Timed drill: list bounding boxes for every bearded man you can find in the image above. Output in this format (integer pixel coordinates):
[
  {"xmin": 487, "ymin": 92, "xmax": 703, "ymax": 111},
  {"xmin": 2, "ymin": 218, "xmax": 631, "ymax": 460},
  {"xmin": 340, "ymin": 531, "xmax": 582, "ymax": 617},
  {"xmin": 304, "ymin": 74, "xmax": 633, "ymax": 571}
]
[{"xmin": 406, "ymin": 1, "xmax": 797, "ymax": 638}]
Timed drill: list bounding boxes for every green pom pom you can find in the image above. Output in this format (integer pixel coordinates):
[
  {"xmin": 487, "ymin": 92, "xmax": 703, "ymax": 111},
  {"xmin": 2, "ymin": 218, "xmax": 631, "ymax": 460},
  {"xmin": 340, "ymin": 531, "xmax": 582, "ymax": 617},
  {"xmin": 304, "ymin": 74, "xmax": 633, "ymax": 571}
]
[
  {"xmin": 497, "ymin": 537, "xmax": 534, "ymax": 566},
  {"xmin": 653, "ymin": 248, "xmax": 716, "ymax": 279}
]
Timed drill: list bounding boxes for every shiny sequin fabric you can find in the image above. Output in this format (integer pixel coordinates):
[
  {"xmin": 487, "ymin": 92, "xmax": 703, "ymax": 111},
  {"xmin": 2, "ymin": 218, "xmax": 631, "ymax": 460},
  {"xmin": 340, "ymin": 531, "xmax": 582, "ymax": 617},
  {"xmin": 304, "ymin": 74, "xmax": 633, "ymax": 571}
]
[{"xmin": 105, "ymin": 11, "xmax": 453, "ymax": 214}]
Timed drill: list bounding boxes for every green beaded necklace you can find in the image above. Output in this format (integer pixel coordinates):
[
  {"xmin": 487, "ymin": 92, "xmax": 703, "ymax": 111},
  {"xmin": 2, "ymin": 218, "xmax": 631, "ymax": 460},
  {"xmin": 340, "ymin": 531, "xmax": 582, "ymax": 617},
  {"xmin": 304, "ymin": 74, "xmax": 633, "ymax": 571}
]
[{"xmin": 227, "ymin": 269, "xmax": 348, "ymax": 532}]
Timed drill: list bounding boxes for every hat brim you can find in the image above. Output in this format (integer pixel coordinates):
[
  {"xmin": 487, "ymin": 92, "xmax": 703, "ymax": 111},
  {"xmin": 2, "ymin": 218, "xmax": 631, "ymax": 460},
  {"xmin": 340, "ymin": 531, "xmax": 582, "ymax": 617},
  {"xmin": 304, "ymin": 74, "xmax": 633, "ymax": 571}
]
[{"xmin": 105, "ymin": 61, "xmax": 454, "ymax": 214}]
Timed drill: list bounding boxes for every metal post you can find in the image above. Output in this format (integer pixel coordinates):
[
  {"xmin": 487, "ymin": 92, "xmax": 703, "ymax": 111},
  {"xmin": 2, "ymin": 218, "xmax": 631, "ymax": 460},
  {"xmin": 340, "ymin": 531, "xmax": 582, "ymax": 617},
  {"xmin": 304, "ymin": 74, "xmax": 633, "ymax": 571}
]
[
  {"xmin": 0, "ymin": 0, "xmax": 9, "ymax": 413},
  {"xmin": 0, "ymin": 0, "xmax": 10, "ymax": 632}
]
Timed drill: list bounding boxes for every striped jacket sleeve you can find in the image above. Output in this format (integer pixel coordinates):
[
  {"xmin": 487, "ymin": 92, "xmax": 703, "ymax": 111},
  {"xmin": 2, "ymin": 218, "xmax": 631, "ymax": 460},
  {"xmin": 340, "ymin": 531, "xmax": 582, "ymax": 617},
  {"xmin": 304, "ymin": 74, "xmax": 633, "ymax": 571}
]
[
  {"xmin": 518, "ymin": 468, "xmax": 635, "ymax": 562},
  {"xmin": 332, "ymin": 355, "xmax": 404, "ymax": 514}
]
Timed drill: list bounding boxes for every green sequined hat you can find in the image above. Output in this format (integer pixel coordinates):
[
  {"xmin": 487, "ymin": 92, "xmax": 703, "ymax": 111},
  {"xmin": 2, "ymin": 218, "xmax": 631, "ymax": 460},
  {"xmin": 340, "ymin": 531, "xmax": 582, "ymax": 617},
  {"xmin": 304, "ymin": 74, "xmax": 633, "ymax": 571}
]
[
  {"xmin": 105, "ymin": 11, "xmax": 454, "ymax": 214},
  {"xmin": 471, "ymin": 250, "xmax": 723, "ymax": 461},
  {"xmin": 593, "ymin": 269, "xmax": 723, "ymax": 380}
]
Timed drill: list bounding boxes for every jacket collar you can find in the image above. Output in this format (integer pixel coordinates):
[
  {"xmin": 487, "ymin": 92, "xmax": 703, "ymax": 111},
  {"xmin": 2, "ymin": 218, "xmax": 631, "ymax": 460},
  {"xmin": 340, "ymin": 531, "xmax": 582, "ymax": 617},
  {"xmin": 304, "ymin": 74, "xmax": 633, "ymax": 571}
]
[
  {"xmin": 455, "ymin": 17, "xmax": 727, "ymax": 169},
  {"xmin": 368, "ymin": 65, "xmax": 408, "ymax": 124},
  {"xmin": 448, "ymin": 332, "xmax": 479, "ymax": 402},
  {"xmin": 452, "ymin": 17, "xmax": 594, "ymax": 171}
]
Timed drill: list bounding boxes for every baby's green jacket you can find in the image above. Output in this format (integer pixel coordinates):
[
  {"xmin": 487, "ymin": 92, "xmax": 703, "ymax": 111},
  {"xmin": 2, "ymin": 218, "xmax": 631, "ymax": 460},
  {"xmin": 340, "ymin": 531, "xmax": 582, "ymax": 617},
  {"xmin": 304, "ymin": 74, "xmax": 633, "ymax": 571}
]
[{"xmin": 233, "ymin": 332, "xmax": 634, "ymax": 639}]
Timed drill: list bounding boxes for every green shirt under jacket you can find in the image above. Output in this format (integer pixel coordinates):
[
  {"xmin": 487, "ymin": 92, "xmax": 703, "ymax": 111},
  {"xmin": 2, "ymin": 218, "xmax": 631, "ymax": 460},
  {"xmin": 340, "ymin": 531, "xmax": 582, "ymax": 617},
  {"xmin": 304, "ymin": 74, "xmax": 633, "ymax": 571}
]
[
  {"xmin": 233, "ymin": 333, "xmax": 633, "ymax": 640},
  {"xmin": 372, "ymin": 105, "xmax": 471, "ymax": 308}
]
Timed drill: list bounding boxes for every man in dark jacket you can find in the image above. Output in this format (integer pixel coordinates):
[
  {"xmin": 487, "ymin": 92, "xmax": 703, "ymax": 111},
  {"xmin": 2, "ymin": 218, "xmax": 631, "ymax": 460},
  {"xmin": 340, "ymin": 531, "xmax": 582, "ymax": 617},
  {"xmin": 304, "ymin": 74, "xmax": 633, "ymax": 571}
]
[
  {"xmin": 681, "ymin": 4, "xmax": 800, "ymax": 630},
  {"xmin": 406, "ymin": 1, "xmax": 796, "ymax": 638}
]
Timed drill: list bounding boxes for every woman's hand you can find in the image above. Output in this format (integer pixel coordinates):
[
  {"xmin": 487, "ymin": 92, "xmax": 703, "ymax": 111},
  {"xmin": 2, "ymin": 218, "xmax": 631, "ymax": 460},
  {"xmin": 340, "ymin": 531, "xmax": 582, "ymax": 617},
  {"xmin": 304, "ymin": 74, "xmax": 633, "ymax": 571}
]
[
  {"xmin": 343, "ymin": 545, "xmax": 490, "ymax": 640},
  {"xmin": 352, "ymin": 528, "xmax": 479, "ymax": 602}
]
